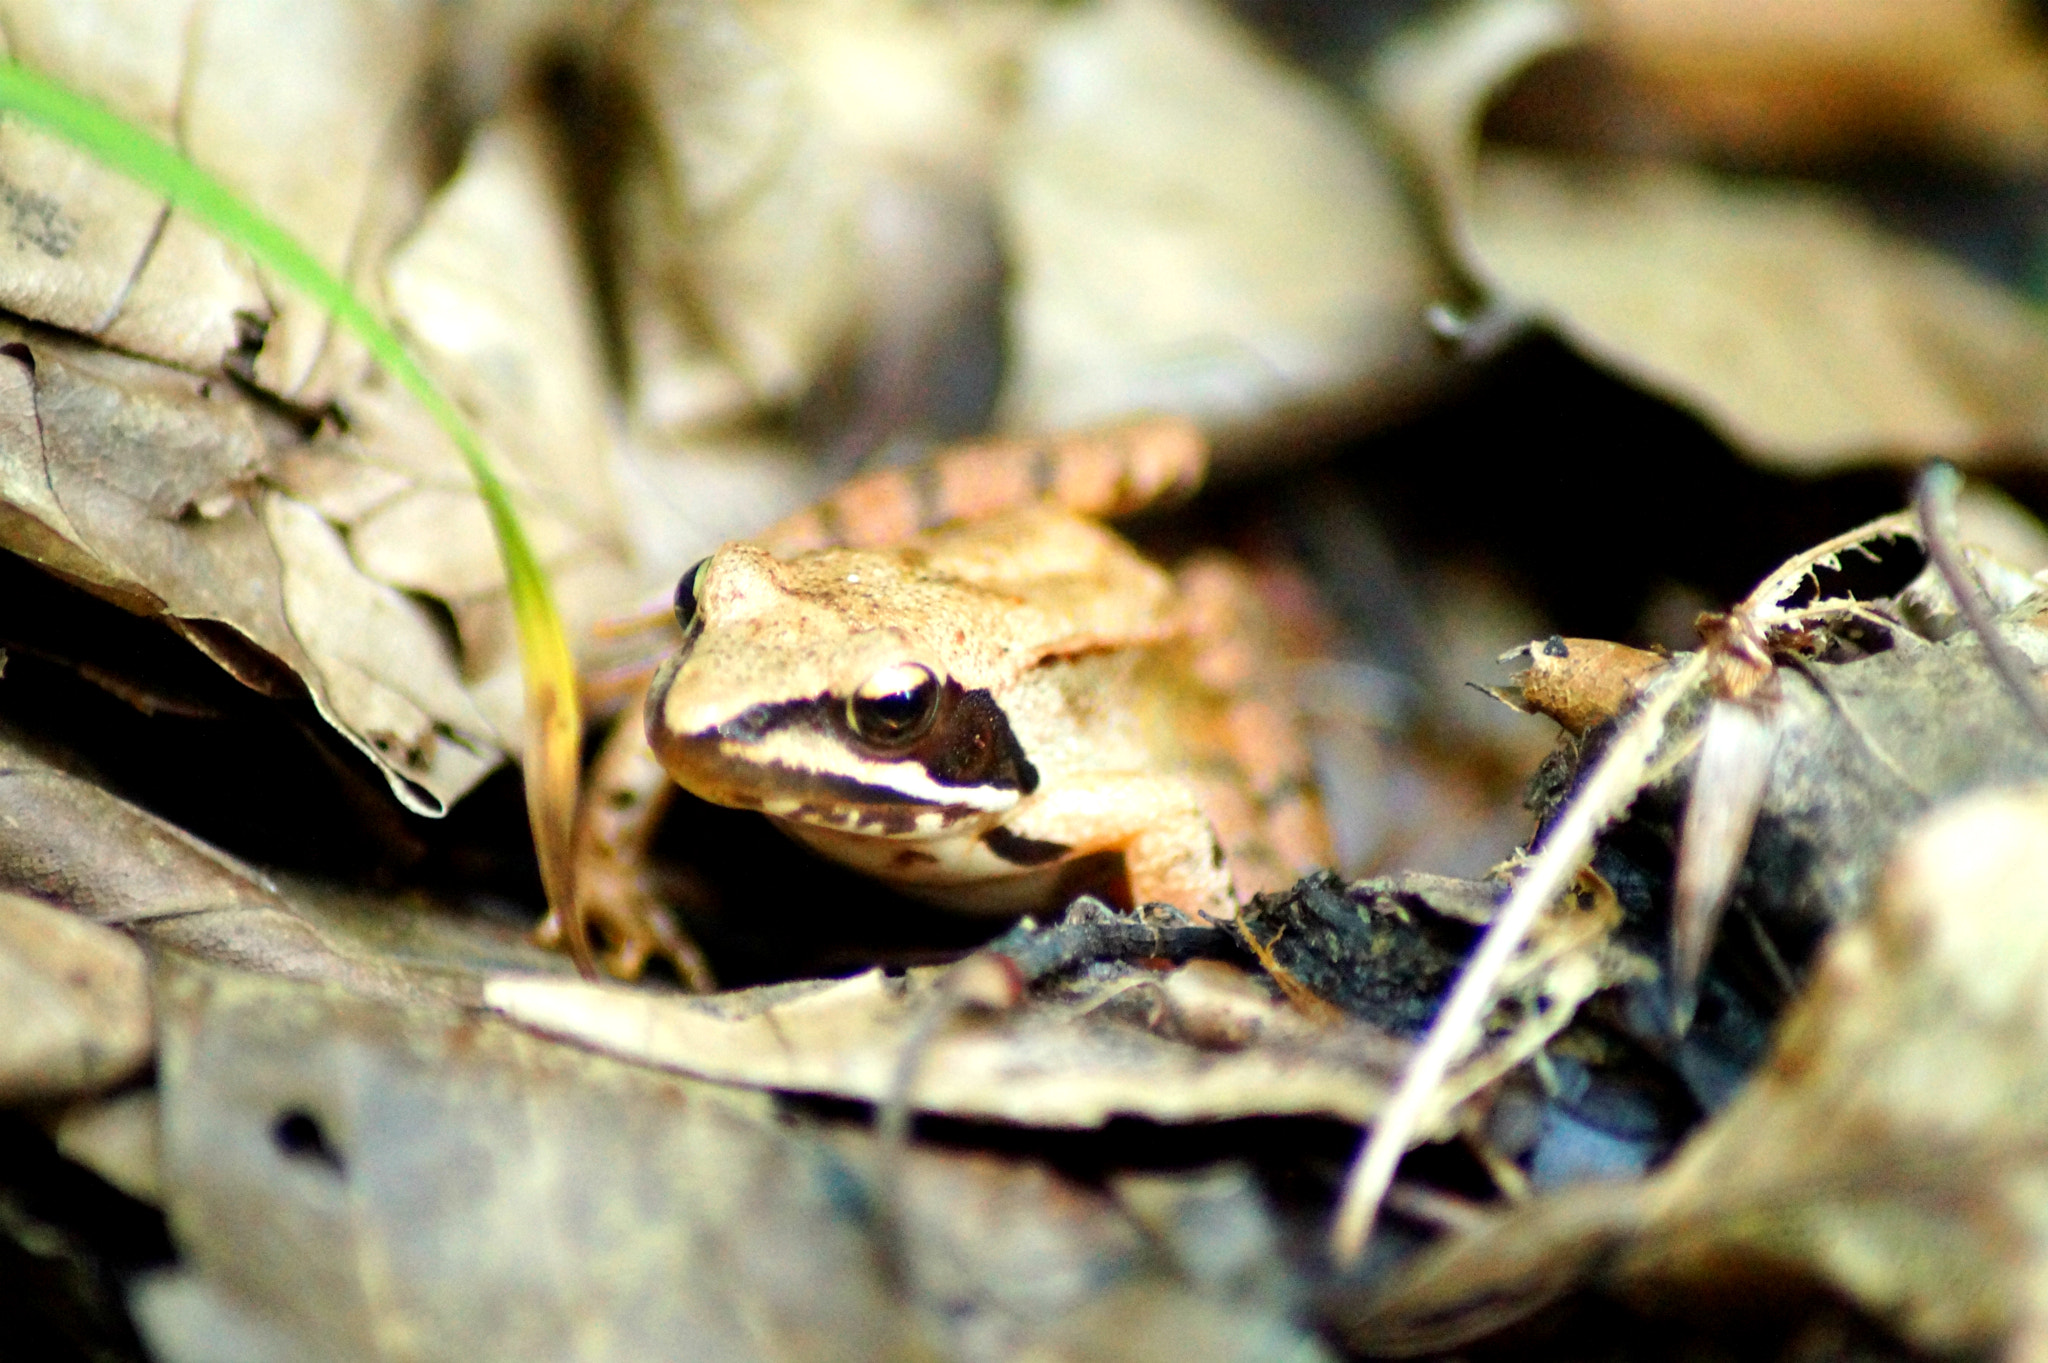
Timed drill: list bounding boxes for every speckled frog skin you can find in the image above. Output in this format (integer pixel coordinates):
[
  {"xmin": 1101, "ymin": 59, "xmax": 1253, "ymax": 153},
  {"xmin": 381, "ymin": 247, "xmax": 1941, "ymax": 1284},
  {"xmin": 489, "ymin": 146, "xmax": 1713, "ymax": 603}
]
[
  {"xmin": 558, "ymin": 419, "xmax": 1328, "ymax": 981},
  {"xmin": 648, "ymin": 499, "xmax": 1332, "ymax": 916}
]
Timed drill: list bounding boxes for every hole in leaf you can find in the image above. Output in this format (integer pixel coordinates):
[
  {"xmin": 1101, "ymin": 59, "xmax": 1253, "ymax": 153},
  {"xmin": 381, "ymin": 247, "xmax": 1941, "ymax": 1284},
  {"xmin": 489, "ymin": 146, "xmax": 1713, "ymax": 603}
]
[{"xmin": 272, "ymin": 1108, "xmax": 346, "ymax": 1176}]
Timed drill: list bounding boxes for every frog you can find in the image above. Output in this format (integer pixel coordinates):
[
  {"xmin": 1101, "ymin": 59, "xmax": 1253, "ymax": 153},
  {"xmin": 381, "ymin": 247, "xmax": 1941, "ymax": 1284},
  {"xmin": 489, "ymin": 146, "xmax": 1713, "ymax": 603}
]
[{"xmin": 549, "ymin": 418, "xmax": 1330, "ymax": 984}]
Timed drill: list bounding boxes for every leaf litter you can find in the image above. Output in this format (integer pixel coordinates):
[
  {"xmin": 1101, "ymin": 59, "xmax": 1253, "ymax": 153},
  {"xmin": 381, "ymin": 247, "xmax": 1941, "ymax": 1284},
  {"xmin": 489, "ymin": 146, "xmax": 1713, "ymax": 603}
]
[{"xmin": 7, "ymin": 0, "xmax": 2048, "ymax": 1359}]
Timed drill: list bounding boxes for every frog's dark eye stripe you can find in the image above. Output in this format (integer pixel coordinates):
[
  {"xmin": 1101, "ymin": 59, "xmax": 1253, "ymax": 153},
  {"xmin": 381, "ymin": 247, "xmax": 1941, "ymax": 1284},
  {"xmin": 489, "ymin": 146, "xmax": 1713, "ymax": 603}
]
[
  {"xmin": 717, "ymin": 681, "xmax": 1039, "ymax": 795},
  {"xmin": 673, "ymin": 558, "xmax": 710, "ymax": 633}
]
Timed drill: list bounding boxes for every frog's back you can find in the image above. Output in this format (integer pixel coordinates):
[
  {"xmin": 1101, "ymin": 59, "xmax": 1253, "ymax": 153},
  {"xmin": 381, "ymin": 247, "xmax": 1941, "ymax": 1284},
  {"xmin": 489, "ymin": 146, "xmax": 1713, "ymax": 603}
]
[{"xmin": 960, "ymin": 512, "xmax": 1330, "ymax": 903}]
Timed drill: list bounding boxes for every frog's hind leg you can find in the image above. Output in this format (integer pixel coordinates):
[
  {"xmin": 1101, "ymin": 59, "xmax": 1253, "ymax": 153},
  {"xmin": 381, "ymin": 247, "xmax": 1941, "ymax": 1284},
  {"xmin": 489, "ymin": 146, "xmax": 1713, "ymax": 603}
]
[
  {"xmin": 1174, "ymin": 553, "xmax": 1334, "ymax": 897},
  {"xmin": 757, "ymin": 415, "xmax": 1207, "ymax": 555},
  {"xmin": 544, "ymin": 679, "xmax": 717, "ymax": 988}
]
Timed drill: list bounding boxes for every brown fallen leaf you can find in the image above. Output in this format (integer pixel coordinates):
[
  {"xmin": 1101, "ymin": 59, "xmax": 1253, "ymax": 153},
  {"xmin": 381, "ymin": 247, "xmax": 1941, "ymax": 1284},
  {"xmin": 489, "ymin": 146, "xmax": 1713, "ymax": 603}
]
[
  {"xmin": 1373, "ymin": 0, "xmax": 2048, "ymax": 467},
  {"xmin": 0, "ymin": 890, "xmax": 149, "ymax": 1102},
  {"xmin": 0, "ymin": 15, "xmax": 651, "ymax": 809},
  {"xmin": 1613, "ymin": 785, "xmax": 2048, "ymax": 1357},
  {"xmin": 0, "ymin": 725, "xmax": 525, "ymax": 1006},
  {"xmin": 316, "ymin": 104, "xmax": 640, "ymax": 742},
  {"xmin": 998, "ymin": 0, "xmax": 1453, "ymax": 453},
  {"xmin": 0, "ymin": 321, "xmax": 504, "ymax": 814},
  {"xmin": 1581, "ymin": 0, "xmax": 2048, "ymax": 170},
  {"xmin": 1489, "ymin": 635, "xmax": 1672, "ymax": 737},
  {"xmin": 136, "ymin": 957, "xmax": 905, "ymax": 1363},
  {"xmin": 52, "ymin": 1088, "xmax": 162, "ymax": 1205},
  {"xmin": 135, "ymin": 956, "xmax": 1332, "ymax": 1363},
  {"xmin": 488, "ymin": 962, "xmax": 1414, "ymax": 1128},
  {"xmin": 1613, "ymin": 571, "xmax": 2048, "ymax": 949},
  {"xmin": 606, "ymin": 0, "xmax": 1030, "ymax": 437}
]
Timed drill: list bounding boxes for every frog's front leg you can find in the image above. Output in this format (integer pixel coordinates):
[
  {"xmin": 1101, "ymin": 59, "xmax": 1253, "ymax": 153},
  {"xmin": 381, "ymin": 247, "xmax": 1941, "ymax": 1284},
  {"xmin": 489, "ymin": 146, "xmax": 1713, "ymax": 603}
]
[
  {"xmin": 998, "ymin": 775, "xmax": 1241, "ymax": 921},
  {"xmin": 541, "ymin": 682, "xmax": 716, "ymax": 988}
]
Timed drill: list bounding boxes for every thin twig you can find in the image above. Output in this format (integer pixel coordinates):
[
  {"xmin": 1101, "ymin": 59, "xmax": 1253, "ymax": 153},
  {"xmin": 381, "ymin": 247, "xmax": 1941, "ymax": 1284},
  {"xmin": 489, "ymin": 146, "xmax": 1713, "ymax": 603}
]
[
  {"xmin": 872, "ymin": 952, "xmax": 1024, "ymax": 1292},
  {"xmin": 1913, "ymin": 463, "xmax": 2048, "ymax": 744},
  {"xmin": 1328, "ymin": 651, "xmax": 1709, "ymax": 1266}
]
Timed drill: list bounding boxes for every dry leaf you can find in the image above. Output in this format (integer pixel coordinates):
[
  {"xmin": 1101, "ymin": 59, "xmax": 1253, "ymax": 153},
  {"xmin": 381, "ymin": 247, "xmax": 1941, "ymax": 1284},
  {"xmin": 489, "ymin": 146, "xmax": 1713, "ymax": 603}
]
[
  {"xmin": 1605, "ymin": 786, "xmax": 2048, "ymax": 1356},
  {"xmin": 0, "ymin": 890, "xmax": 149, "ymax": 1102},
  {"xmin": 1353, "ymin": 787, "xmax": 2048, "ymax": 1357},
  {"xmin": 0, "ymin": 11, "xmax": 656, "ymax": 792},
  {"xmin": 313, "ymin": 105, "xmax": 640, "ymax": 738},
  {"xmin": 135, "ymin": 958, "xmax": 903, "ymax": 1363},
  {"xmin": 0, "ymin": 324, "xmax": 502, "ymax": 813},
  {"xmin": 998, "ymin": 0, "xmax": 1452, "ymax": 452},
  {"xmin": 0, "ymin": 726, "xmax": 524, "ymax": 1005},
  {"xmin": 1492, "ymin": 635, "xmax": 1672, "ymax": 737},
  {"xmin": 1628, "ymin": 596, "xmax": 2048, "ymax": 947},
  {"xmin": 0, "ymin": 0, "xmax": 442, "ymax": 400},
  {"xmin": 53, "ymin": 1088, "xmax": 162, "ymax": 1204},
  {"xmin": 135, "ymin": 957, "xmax": 1331, "ymax": 1363},
  {"xmin": 607, "ymin": 0, "xmax": 1030, "ymax": 431},
  {"xmin": 490, "ymin": 963, "xmax": 1414, "ymax": 1128},
  {"xmin": 1584, "ymin": 0, "xmax": 2048, "ymax": 170},
  {"xmin": 1374, "ymin": 0, "xmax": 2048, "ymax": 467}
]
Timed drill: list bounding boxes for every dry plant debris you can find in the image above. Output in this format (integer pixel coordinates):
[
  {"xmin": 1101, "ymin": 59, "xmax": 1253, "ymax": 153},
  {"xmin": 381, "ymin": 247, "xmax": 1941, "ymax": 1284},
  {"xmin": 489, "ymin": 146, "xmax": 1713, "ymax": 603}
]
[
  {"xmin": 6, "ymin": 0, "xmax": 2048, "ymax": 1360},
  {"xmin": 1337, "ymin": 787, "xmax": 2048, "ymax": 1360}
]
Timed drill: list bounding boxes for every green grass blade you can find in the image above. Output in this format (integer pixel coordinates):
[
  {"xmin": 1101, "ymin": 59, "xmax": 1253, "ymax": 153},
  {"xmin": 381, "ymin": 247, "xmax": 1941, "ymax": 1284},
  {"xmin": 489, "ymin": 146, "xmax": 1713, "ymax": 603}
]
[{"xmin": 0, "ymin": 59, "xmax": 593, "ymax": 974}]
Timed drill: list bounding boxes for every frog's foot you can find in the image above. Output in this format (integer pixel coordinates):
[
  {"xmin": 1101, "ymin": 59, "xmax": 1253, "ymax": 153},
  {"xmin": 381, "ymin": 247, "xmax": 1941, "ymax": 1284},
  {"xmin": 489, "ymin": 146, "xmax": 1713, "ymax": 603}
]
[
  {"xmin": 1001, "ymin": 775, "xmax": 1240, "ymax": 920},
  {"xmin": 534, "ymin": 864, "xmax": 715, "ymax": 989}
]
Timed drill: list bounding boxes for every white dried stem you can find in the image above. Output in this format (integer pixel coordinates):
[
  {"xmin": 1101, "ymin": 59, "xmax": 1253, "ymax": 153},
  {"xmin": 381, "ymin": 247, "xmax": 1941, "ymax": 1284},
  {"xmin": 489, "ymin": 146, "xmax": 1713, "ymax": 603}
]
[{"xmin": 1329, "ymin": 651, "xmax": 1709, "ymax": 1266}]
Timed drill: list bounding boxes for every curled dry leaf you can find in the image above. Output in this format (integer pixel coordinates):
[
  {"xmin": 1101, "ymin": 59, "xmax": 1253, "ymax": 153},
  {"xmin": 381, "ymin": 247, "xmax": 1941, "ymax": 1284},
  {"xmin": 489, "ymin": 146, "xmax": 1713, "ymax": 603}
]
[
  {"xmin": 1613, "ymin": 786, "xmax": 2048, "ymax": 1356},
  {"xmin": 52, "ymin": 1088, "xmax": 163, "ymax": 1204},
  {"xmin": 0, "ymin": 9, "xmax": 651, "ymax": 804},
  {"xmin": 1488, "ymin": 634, "xmax": 1672, "ymax": 737},
  {"xmin": 491, "ymin": 870, "xmax": 1641, "ymax": 1142},
  {"xmin": 301, "ymin": 105, "xmax": 639, "ymax": 739},
  {"xmin": 0, "ymin": 889, "xmax": 149, "ymax": 1102},
  {"xmin": 0, "ymin": 322, "xmax": 502, "ymax": 813},
  {"xmin": 0, "ymin": 726, "xmax": 517, "ymax": 1006},
  {"xmin": 1606, "ymin": 580, "xmax": 2048, "ymax": 948},
  {"xmin": 1374, "ymin": 0, "xmax": 2048, "ymax": 467}
]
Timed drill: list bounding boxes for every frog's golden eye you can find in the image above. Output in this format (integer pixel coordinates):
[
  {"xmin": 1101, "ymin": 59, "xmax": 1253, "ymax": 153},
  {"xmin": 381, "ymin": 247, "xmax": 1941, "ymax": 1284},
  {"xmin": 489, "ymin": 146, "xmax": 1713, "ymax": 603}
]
[
  {"xmin": 848, "ymin": 663, "xmax": 940, "ymax": 747},
  {"xmin": 673, "ymin": 557, "xmax": 710, "ymax": 634}
]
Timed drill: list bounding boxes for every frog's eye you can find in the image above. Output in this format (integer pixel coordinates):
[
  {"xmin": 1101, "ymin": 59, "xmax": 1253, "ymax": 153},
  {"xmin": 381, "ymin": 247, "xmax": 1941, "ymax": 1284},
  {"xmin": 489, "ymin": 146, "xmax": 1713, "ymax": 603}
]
[
  {"xmin": 673, "ymin": 558, "xmax": 710, "ymax": 633},
  {"xmin": 848, "ymin": 663, "xmax": 940, "ymax": 747}
]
